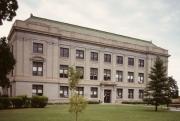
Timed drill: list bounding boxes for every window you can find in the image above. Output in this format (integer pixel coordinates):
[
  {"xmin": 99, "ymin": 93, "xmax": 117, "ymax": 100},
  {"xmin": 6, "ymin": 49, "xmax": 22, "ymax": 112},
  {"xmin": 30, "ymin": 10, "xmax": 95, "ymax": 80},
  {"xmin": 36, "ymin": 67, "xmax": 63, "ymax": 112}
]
[
  {"xmin": 76, "ymin": 50, "xmax": 84, "ymax": 59},
  {"xmin": 139, "ymin": 59, "xmax": 144, "ymax": 67},
  {"xmin": 128, "ymin": 89, "xmax": 134, "ymax": 99},
  {"xmin": 138, "ymin": 73, "xmax": 144, "ymax": 84},
  {"xmin": 139, "ymin": 90, "xmax": 144, "ymax": 99},
  {"xmin": 76, "ymin": 87, "xmax": 84, "ymax": 96},
  {"xmin": 76, "ymin": 66, "xmax": 84, "ymax": 79},
  {"xmin": 59, "ymin": 65, "xmax": 68, "ymax": 78},
  {"xmin": 117, "ymin": 89, "xmax": 123, "ymax": 99},
  {"xmin": 60, "ymin": 47, "xmax": 69, "ymax": 57},
  {"xmin": 32, "ymin": 85, "xmax": 43, "ymax": 96},
  {"xmin": 32, "ymin": 61, "xmax": 43, "ymax": 76},
  {"xmin": 104, "ymin": 69, "xmax": 111, "ymax": 81},
  {"xmin": 128, "ymin": 57, "xmax": 134, "ymax": 66},
  {"xmin": 60, "ymin": 86, "xmax": 69, "ymax": 98},
  {"xmin": 117, "ymin": 56, "xmax": 123, "ymax": 64},
  {"xmin": 91, "ymin": 87, "xmax": 98, "ymax": 98},
  {"xmin": 91, "ymin": 52, "xmax": 98, "ymax": 61},
  {"xmin": 116, "ymin": 71, "xmax": 123, "ymax": 82},
  {"xmin": 128, "ymin": 72, "xmax": 134, "ymax": 83},
  {"xmin": 90, "ymin": 68, "xmax": 98, "ymax": 80},
  {"xmin": 104, "ymin": 54, "xmax": 111, "ymax": 63},
  {"xmin": 33, "ymin": 43, "xmax": 43, "ymax": 53}
]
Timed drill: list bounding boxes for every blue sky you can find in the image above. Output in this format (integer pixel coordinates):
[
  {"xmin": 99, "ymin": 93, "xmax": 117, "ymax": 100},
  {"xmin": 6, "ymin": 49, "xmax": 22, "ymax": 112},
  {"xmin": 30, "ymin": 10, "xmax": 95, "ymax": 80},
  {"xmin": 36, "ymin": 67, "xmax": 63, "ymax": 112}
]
[{"xmin": 0, "ymin": 0, "xmax": 180, "ymax": 88}]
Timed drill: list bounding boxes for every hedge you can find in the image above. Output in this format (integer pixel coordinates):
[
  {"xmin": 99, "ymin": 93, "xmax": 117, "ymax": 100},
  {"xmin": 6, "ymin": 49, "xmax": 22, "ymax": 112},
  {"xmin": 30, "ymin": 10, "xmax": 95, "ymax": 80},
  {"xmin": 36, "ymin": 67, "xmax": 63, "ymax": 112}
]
[
  {"xmin": 0, "ymin": 95, "xmax": 48, "ymax": 109},
  {"xmin": 31, "ymin": 96, "xmax": 48, "ymax": 108},
  {"xmin": 122, "ymin": 101, "xmax": 146, "ymax": 104}
]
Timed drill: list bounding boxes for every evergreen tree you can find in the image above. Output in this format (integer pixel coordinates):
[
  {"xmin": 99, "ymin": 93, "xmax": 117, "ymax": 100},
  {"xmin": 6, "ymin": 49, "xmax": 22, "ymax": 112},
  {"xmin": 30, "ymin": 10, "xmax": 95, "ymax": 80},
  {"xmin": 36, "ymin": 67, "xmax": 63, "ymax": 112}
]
[
  {"xmin": 68, "ymin": 67, "xmax": 87, "ymax": 121},
  {"xmin": 144, "ymin": 57, "xmax": 168, "ymax": 111},
  {"xmin": 0, "ymin": 37, "xmax": 16, "ymax": 96}
]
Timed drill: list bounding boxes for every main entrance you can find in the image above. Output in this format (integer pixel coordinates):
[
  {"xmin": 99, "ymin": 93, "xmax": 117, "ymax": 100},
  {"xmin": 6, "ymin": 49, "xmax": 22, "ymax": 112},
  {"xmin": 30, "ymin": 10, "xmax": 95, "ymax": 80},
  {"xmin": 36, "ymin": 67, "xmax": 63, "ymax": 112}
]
[{"xmin": 104, "ymin": 90, "xmax": 111, "ymax": 103}]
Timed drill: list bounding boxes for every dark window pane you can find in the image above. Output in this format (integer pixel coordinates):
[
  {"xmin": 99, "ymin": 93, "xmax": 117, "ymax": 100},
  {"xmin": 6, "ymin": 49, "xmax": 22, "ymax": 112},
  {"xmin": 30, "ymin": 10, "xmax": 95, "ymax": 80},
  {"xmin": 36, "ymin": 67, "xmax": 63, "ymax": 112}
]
[
  {"xmin": 91, "ymin": 87, "xmax": 98, "ymax": 98},
  {"xmin": 60, "ymin": 47, "xmax": 69, "ymax": 57},
  {"xmin": 128, "ymin": 57, "xmax": 134, "ymax": 66},
  {"xmin": 33, "ymin": 43, "xmax": 43, "ymax": 53},
  {"xmin": 59, "ymin": 65, "xmax": 68, "ymax": 78},
  {"xmin": 32, "ymin": 84, "xmax": 43, "ymax": 96},
  {"xmin": 117, "ymin": 56, "xmax": 123, "ymax": 64},
  {"xmin": 104, "ymin": 54, "xmax": 111, "ymax": 63},
  {"xmin": 76, "ymin": 50, "xmax": 84, "ymax": 59},
  {"xmin": 32, "ymin": 62, "xmax": 43, "ymax": 76}
]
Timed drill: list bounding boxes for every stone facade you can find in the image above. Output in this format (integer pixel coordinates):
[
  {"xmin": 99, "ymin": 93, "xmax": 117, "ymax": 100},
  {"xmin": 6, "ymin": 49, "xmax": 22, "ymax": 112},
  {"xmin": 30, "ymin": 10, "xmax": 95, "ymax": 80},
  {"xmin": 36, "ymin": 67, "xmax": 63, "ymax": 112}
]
[{"xmin": 7, "ymin": 15, "xmax": 169, "ymax": 103}]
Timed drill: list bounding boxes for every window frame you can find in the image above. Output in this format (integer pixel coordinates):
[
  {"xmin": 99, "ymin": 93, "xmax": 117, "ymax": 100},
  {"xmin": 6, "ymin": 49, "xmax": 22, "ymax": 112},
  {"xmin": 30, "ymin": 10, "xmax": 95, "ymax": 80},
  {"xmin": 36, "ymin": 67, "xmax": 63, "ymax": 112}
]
[
  {"xmin": 139, "ymin": 90, "xmax": 144, "ymax": 99},
  {"xmin": 138, "ymin": 73, "xmax": 144, "ymax": 84},
  {"xmin": 139, "ymin": 59, "xmax": 144, "ymax": 67},
  {"xmin": 76, "ymin": 87, "xmax": 84, "ymax": 96},
  {"xmin": 117, "ymin": 88, "xmax": 123, "ymax": 99},
  {"xmin": 128, "ymin": 57, "xmax": 134, "ymax": 66},
  {"xmin": 60, "ymin": 47, "xmax": 69, "ymax": 57},
  {"xmin": 128, "ymin": 72, "xmax": 134, "ymax": 83},
  {"xmin": 60, "ymin": 86, "xmax": 69, "ymax": 98},
  {"xmin": 91, "ymin": 52, "xmax": 98, "ymax": 61},
  {"xmin": 104, "ymin": 69, "xmax": 111, "ymax": 81},
  {"xmin": 91, "ymin": 87, "xmax": 98, "ymax": 98},
  {"xmin": 104, "ymin": 54, "xmax": 111, "ymax": 63},
  {"xmin": 116, "ymin": 56, "xmax": 123, "ymax": 64},
  {"xmin": 90, "ymin": 68, "xmax": 98, "ymax": 80},
  {"xmin": 59, "ymin": 65, "xmax": 68, "ymax": 78},
  {"xmin": 76, "ymin": 66, "xmax": 84, "ymax": 79},
  {"xmin": 33, "ymin": 42, "xmax": 43, "ymax": 54},
  {"xmin": 128, "ymin": 89, "xmax": 134, "ymax": 99},
  {"xmin": 76, "ymin": 49, "xmax": 84, "ymax": 59},
  {"xmin": 116, "ymin": 71, "xmax": 123, "ymax": 82},
  {"xmin": 32, "ymin": 61, "xmax": 43, "ymax": 76},
  {"xmin": 32, "ymin": 84, "xmax": 43, "ymax": 96}
]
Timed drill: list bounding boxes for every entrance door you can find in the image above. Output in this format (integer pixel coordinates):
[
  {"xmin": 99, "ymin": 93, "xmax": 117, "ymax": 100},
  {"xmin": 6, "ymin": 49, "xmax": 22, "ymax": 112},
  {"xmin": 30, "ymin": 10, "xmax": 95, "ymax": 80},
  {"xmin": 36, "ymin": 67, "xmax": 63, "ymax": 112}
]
[{"xmin": 104, "ymin": 90, "xmax": 111, "ymax": 103}]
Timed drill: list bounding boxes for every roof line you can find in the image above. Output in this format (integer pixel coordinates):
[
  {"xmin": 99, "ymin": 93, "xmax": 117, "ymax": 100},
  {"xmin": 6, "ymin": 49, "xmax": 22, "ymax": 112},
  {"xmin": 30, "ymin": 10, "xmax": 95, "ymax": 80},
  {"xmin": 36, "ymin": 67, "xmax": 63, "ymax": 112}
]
[{"xmin": 28, "ymin": 15, "xmax": 153, "ymax": 44}]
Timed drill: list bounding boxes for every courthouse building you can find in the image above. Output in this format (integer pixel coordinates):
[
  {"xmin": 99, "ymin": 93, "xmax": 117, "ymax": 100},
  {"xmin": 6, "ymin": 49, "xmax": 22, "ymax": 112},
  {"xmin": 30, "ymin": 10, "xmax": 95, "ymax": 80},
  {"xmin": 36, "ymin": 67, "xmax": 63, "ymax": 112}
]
[{"xmin": 7, "ymin": 15, "xmax": 169, "ymax": 103}]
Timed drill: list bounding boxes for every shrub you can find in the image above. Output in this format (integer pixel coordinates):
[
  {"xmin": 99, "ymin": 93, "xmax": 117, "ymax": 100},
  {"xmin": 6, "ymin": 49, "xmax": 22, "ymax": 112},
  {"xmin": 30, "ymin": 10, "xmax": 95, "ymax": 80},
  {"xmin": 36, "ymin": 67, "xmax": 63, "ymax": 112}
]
[
  {"xmin": 31, "ymin": 96, "xmax": 48, "ymax": 108},
  {"xmin": 122, "ymin": 101, "xmax": 145, "ymax": 104},
  {"xmin": 17, "ymin": 95, "xmax": 31, "ymax": 108},
  {"xmin": 11, "ymin": 97, "xmax": 24, "ymax": 108},
  {"xmin": 88, "ymin": 100, "xmax": 101, "ymax": 104},
  {"xmin": 0, "ymin": 97, "xmax": 11, "ymax": 109}
]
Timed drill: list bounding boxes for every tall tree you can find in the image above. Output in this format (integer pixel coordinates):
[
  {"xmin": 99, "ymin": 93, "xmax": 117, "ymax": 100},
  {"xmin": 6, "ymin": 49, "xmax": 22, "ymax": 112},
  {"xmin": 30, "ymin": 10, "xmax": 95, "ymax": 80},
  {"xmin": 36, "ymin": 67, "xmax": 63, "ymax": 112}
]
[
  {"xmin": 165, "ymin": 76, "xmax": 179, "ymax": 107},
  {"xmin": 0, "ymin": 37, "xmax": 15, "ymax": 95},
  {"xmin": 144, "ymin": 57, "xmax": 168, "ymax": 111},
  {"xmin": 0, "ymin": 0, "xmax": 18, "ymax": 25},
  {"xmin": 68, "ymin": 67, "xmax": 87, "ymax": 121}
]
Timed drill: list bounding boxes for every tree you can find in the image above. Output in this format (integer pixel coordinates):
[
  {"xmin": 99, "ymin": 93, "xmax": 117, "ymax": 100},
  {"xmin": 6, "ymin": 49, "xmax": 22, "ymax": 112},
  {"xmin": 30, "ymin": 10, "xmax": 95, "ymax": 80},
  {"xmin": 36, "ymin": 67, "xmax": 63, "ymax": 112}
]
[
  {"xmin": 0, "ymin": 0, "xmax": 18, "ymax": 25},
  {"xmin": 0, "ymin": 37, "xmax": 16, "ymax": 95},
  {"xmin": 68, "ymin": 67, "xmax": 87, "ymax": 121},
  {"xmin": 144, "ymin": 57, "xmax": 168, "ymax": 111},
  {"xmin": 165, "ymin": 76, "xmax": 179, "ymax": 107}
]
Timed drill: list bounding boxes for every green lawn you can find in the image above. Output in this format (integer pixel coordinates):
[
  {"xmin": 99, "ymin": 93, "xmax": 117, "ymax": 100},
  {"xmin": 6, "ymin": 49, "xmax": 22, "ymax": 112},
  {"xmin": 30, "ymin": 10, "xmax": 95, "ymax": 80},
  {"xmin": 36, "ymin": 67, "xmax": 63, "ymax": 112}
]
[{"xmin": 0, "ymin": 104, "xmax": 180, "ymax": 121}]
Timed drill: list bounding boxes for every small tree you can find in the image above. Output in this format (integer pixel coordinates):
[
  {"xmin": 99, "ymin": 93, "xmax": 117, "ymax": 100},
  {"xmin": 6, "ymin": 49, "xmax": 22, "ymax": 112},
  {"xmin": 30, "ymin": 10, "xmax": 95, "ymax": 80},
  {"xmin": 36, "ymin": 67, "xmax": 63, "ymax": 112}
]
[
  {"xmin": 144, "ymin": 57, "xmax": 168, "ymax": 111},
  {"xmin": 68, "ymin": 67, "xmax": 87, "ymax": 121},
  {"xmin": 0, "ymin": 0, "xmax": 18, "ymax": 25},
  {"xmin": 0, "ymin": 37, "xmax": 16, "ymax": 95},
  {"xmin": 165, "ymin": 76, "xmax": 179, "ymax": 107}
]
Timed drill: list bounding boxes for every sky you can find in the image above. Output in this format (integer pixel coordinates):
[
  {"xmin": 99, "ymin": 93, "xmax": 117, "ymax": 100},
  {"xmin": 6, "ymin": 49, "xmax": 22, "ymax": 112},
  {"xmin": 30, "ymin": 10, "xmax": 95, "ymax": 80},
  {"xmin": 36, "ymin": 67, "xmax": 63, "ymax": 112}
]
[{"xmin": 0, "ymin": 0, "xmax": 180, "ymax": 89}]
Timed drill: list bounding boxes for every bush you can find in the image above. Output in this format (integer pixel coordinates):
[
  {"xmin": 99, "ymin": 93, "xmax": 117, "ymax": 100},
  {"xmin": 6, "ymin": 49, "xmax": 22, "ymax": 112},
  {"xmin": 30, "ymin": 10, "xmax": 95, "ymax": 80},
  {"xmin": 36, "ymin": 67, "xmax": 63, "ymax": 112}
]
[
  {"xmin": 0, "ymin": 97, "xmax": 11, "ymax": 109},
  {"xmin": 31, "ymin": 96, "xmax": 48, "ymax": 108},
  {"xmin": 17, "ymin": 95, "xmax": 31, "ymax": 108},
  {"xmin": 88, "ymin": 100, "xmax": 101, "ymax": 104},
  {"xmin": 11, "ymin": 97, "xmax": 24, "ymax": 108},
  {"xmin": 122, "ymin": 101, "xmax": 145, "ymax": 104}
]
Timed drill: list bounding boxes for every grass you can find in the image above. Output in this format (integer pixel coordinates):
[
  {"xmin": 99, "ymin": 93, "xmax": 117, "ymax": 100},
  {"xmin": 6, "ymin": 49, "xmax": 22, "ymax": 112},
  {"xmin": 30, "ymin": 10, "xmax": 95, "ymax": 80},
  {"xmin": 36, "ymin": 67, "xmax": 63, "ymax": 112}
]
[{"xmin": 0, "ymin": 104, "xmax": 180, "ymax": 121}]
